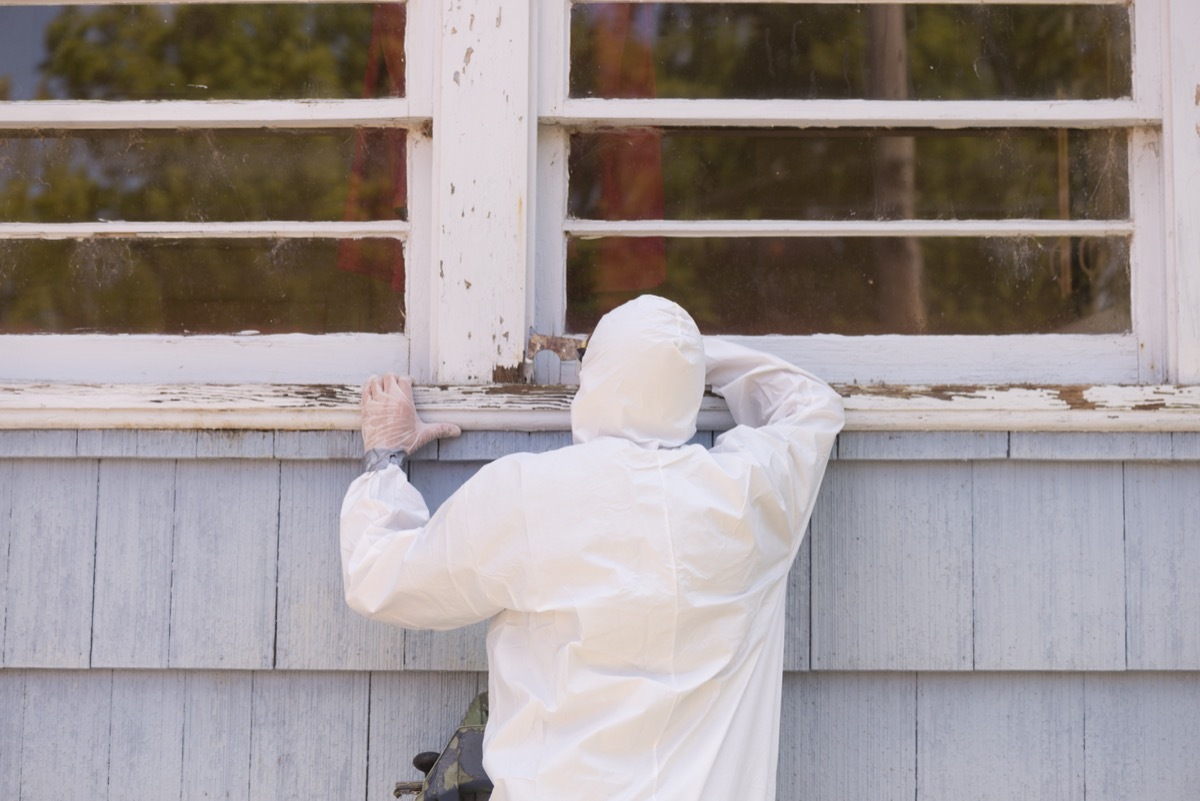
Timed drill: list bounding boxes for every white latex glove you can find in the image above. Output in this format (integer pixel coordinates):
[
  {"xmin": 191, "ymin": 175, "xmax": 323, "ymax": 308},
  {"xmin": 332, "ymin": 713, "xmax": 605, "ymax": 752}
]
[{"xmin": 361, "ymin": 374, "xmax": 461, "ymax": 454}]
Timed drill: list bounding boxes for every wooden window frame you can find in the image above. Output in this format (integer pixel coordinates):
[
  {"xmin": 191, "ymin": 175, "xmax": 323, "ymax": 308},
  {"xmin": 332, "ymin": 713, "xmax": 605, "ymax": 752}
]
[
  {"xmin": 0, "ymin": 0, "xmax": 436, "ymax": 383},
  {"xmin": 532, "ymin": 0, "xmax": 1194, "ymax": 386},
  {"xmin": 1, "ymin": 0, "xmax": 1199, "ymax": 432}
]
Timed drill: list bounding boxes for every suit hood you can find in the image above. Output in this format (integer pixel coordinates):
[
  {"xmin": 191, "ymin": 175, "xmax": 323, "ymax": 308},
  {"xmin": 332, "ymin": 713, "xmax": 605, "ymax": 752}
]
[{"xmin": 570, "ymin": 295, "xmax": 705, "ymax": 448}]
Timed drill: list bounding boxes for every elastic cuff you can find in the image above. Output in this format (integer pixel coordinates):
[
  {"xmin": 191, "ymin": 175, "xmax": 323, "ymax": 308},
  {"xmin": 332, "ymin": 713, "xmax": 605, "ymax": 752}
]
[{"xmin": 363, "ymin": 448, "xmax": 406, "ymax": 473}]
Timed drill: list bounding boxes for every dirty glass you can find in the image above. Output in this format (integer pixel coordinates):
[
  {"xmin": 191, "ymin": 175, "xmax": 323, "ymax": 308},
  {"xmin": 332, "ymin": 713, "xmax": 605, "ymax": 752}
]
[
  {"xmin": 566, "ymin": 236, "xmax": 1130, "ymax": 336},
  {"xmin": 0, "ymin": 238, "xmax": 404, "ymax": 333},
  {"xmin": 569, "ymin": 129, "xmax": 1128, "ymax": 221},
  {"xmin": 0, "ymin": 130, "xmax": 407, "ymax": 223},
  {"xmin": 0, "ymin": 3, "xmax": 404, "ymax": 100},
  {"xmin": 570, "ymin": 4, "xmax": 1130, "ymax": 100}
]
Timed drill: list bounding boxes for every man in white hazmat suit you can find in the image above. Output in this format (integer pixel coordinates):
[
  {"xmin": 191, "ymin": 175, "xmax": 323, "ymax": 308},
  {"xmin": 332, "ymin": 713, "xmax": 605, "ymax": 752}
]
[{"xmin": 341, "ymin": 295, "xmax": 844, "ymax": 801}]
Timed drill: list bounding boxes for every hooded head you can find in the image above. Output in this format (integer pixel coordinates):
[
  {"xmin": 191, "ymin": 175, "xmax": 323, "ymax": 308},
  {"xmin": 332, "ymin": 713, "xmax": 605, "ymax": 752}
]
[{"xmin": 570, "ymin": 295, "xmax": 705, "ymax": 448}]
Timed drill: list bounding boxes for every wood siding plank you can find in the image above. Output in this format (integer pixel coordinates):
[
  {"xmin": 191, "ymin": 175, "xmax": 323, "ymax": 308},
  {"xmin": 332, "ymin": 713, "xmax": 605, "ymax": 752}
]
[
  {"xmin": 783, "ymin": 533, "xmax": 811, "ymax": 671},
  {"xmin": 404, "ymin": 621, "xmax": 490, "ymax": 671},
  {"xmin": 368, "ymin": 671, "xmax": 486, "ymax": 799},
  {"xmin": 0, "ymin": 670, "xmax": 24, "ymax": 801},
  {"xmin": 195, "ymin": 431, "xmax": 274, "ymax": 459},
  {"xmin": 779, "ymin": 672, "xmax": 916, "ymax": 801},
  {"xmin": 1125, "ymin": 463, "xmax": 1200, "ymax": 668},
  {"xmin": 0, "ymin": 461, "xmax": 12, "ymax": 668},
  {"xmin": 249, "ymin": 671, "xmax": 369, "ymax": 800},
  {"xmin": 3, "ymin": 459, "xmax": 99, "ymax": 668},
  {"xmin": 19, "ymin": 670, "xmax": 112, "ymax": 800},
  {"xmin": 77, "ymin": 430, "xmax": 138, "ymax": 458},
  {"xmin": 406, "ymin": 460, "xmax": 488, "ymax": 514},
  {"xmin": 170, "ymin": 461, "xmax": 279, "ymax": 669},
  {"xmin": 811, "ymin": 463, "xmax": 973, "ymax": 670},
  {"xmin": 136, "ymin": 430, "xmax": 198, "ymax": 458},
  {"xmin": 181, "ymin": 671, "xmax": 252, "ymax": 801},
  {"xmin": 1173, "ymin": 432, "xmax": 1200, "ymax": 459},
  {"xmin": 0, "ymin": 430, "xmax": 77, "ymax": 458},
  {"xmin": 917, "ymin": 673, "xmax": 1084, "ymax": 801},
  {"xmin": 274, "ymin": 430, "xmax": 362, "ymax": 461},
  {"xmin": 837, "ymin": 431, "xmax": 1007, "ymax": 460},
  {"xmin": 972, "ymin": 463, "xmax": 1126, "ymax": 670},
  {"xmin": 527, "ymin": 432, "xmax": 573, "ymax": 453},
  {"xmin": 437, "ymin": 431, "xmax": 533, "ymax": 461},
  {"xmin": 275, "ymin": 460, "xmax": 404, "ymax": 670},
  {"xmin": 107, "ymin": 671, "xmax": 185, "ymax": 801},
  {"xmin": 92, "ymin": 460, "xmax": 177, "ymax": 668},
  {"xmin": 1084, "ymin": 673, "xmax": 1200, "ymax": 800},
  {"xmin": 1009, "ymin": 431, "xmax": 1173, "ymax": 460}
]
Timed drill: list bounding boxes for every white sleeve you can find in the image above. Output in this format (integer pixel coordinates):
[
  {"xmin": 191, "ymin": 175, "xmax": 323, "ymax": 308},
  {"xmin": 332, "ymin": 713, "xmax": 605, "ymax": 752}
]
[
  {"xmin": 339, "ymin": 461, "xmax": 520, "ymax": 631},
  {"xmin": 704, "ymin": 337, "xmax": 844, "ymax": 531}
]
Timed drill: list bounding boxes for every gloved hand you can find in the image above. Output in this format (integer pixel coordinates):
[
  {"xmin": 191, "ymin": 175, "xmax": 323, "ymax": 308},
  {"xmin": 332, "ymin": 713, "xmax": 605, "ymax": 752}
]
[{"xmin": 361, "ymin": 374, "xmax": 461, "ymax": 454}]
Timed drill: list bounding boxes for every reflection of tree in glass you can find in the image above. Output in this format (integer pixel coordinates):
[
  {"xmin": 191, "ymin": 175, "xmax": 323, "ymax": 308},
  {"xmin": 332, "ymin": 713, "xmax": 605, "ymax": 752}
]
[
  {"xmin": 567, "ymin": 236, "xmax": 1131, "ymax": 336},
  {"xmin": 36, "ymin": 4, "xmax": 396, "ymax": 100},
  {"xmin": 568, "ymin": 4, "xmax": 1131, "ymax": 336},
  {"xmin": 572, "ymin": 4, "xmax": 1129, "ymax": 100},
  {"xmin": 0, "ymin": 4, "xmax": 406, "ymax": 335}
]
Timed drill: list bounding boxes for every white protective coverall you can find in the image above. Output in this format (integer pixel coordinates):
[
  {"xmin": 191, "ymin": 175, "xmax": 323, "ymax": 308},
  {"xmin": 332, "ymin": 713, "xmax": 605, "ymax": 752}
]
[{"xmin": 340, "ymin": 295, "xmax": 844, "ymax": 801}]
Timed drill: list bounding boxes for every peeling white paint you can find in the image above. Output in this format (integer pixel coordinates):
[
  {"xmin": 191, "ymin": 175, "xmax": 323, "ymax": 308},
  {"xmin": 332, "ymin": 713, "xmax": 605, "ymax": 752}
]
[{"xmin": 2, "ymin": 384, "xmax": 1198, "ymax": 433}]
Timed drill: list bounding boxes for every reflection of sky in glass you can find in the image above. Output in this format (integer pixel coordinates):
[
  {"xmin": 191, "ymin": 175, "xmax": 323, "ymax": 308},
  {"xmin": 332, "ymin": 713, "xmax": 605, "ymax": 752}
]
[{"xmin": 0, "ymin": 7, "xmax": 59, "ymax": 99}]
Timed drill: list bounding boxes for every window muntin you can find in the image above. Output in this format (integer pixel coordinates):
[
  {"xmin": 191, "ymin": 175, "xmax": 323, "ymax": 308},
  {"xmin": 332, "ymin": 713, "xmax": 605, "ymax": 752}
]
[{"xmin": 0, "ymin": 1, "xmax": 414, "ymax": 355}]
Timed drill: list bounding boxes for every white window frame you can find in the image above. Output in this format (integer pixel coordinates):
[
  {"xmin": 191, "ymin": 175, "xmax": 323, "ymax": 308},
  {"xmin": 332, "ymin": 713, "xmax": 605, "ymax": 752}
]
[
  {"xmin": 532, "ymin": 0, "xmax": 1191, "ymax": 386},
  {"xmin": 1, "ymin": 0, "xmax": 1200, "ymax": 432},
  {"xmin": 0, "ymin": 0, "xmax": 439, "ymax": 384}
]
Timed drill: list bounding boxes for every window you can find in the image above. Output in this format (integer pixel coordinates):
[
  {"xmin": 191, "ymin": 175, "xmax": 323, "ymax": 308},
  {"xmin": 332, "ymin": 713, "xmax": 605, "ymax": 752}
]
[
  {"xmin": 0, "ymin": 1, "xmax": 428, "ymax": 382},
  {"xmin": 2, "ymin": 0, "xmax": 1199, "ymax": 391},
  {"xmin": 533, "ymin": 0, "xmax": 1175, "ymax": 385}
]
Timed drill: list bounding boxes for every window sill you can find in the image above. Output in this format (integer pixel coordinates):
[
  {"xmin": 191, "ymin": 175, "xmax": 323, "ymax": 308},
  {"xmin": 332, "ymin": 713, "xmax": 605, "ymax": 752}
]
[{"xmin": 1, "ymin": 383, "xmax": 1199, "ymax": 433}]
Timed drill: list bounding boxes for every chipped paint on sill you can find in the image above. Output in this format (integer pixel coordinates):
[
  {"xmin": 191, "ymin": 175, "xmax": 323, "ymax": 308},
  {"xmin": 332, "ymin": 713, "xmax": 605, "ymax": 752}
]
[{"xmin": 0, "ymin": 383, "xmax": 1198, "ymax": 433}]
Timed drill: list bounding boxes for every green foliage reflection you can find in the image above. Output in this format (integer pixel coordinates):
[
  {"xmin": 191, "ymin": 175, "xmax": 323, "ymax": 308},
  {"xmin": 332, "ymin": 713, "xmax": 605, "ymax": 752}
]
[{"xmin": 0, "ymin": 4, "xmax": 406, "ymax": 335}]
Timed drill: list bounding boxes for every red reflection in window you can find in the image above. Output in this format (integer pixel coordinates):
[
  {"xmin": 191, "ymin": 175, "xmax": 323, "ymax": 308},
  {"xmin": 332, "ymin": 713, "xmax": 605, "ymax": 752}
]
[
  {"xmin": 588, "ymin": 6, "xmax": 666, "ymax": 303},
  {"xmin": 339, "ymin": 3, "xmax": 407, "ymax": 291}
]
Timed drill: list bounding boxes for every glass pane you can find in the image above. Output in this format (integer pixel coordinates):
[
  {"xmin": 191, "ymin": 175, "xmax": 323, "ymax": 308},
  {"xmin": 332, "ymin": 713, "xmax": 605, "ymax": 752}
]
[
  {"xmin": 0, "ymin": 238, "xmax": 404, "ymax": 333},
  {"xmin": 569, "ymin": 129, "xmax": 1127, "ymax": 221},
  {"xmin": 0, "ymin": 3, "xmax": 404, "ymax": 100},
  {"xmin": 0, "ymin": 129, "xmax": 406, "ymax": 223},
  {"xmin": 566, "ymin": 236, "xmax": 1129, "ymax": 335},
  {"xmin": 570, "ymin": 4, "xmax": 1130, "ymax": 100}
]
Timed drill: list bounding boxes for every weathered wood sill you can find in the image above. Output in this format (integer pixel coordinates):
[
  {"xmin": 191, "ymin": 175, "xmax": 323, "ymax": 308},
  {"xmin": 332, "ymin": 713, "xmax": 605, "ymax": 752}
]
[{"xmin": 1, "ymin": 383, "xmax": 1199, "ymax": 432}]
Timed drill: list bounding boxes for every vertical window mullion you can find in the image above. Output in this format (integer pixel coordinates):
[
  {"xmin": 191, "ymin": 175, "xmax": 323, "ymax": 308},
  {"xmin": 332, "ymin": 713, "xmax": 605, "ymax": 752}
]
[
  {"xmin": 1129, "ymin": 126, "xmax": 1168, "ymax": 383},
  {"xmin": 428, "ymin": 0, "xmax": 534, "ymax": 384},
  {"xmin": 1165, "ymin": 0, "xmax": 1200, "ymax": 382}
]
